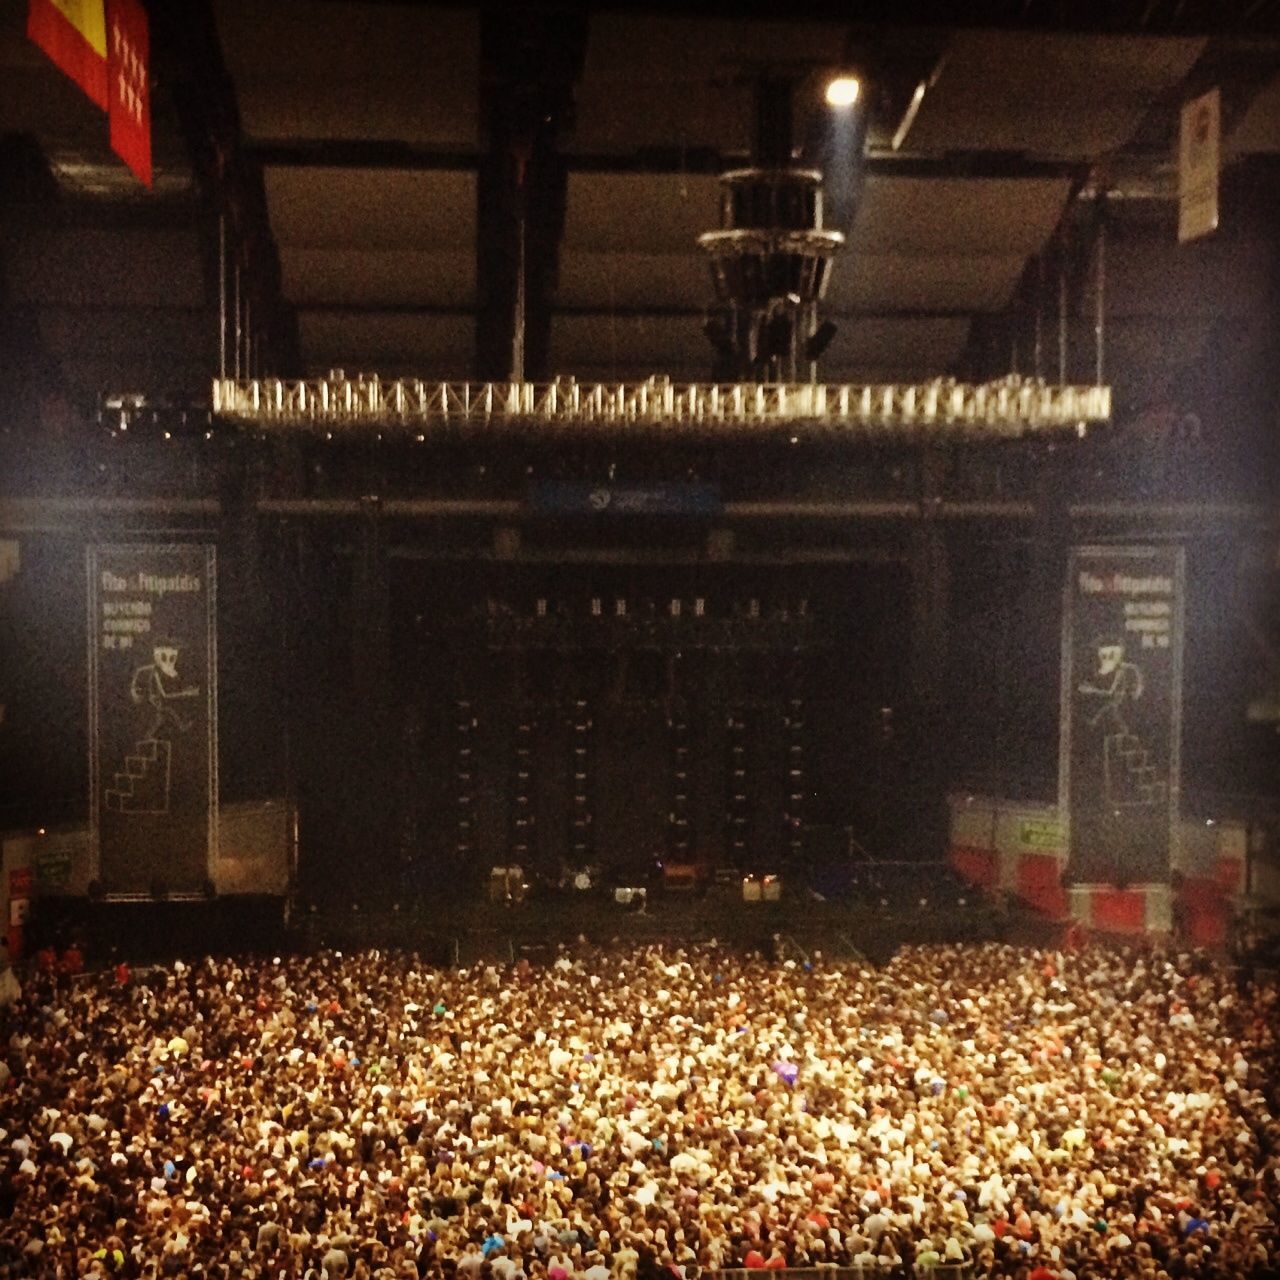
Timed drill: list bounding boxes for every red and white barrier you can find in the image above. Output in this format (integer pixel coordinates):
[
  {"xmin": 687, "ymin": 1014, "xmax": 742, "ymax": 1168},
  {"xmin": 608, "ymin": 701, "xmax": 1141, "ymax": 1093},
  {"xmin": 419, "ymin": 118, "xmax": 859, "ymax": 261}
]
[{"xmin": 947, "ymin": 793, "xmax": 1254, "ymax": 941}]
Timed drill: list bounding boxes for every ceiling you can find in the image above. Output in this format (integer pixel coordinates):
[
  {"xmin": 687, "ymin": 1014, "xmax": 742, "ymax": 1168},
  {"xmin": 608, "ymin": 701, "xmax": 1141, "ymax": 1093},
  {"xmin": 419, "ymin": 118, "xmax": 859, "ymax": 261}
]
[{"xmin": 2, "ymin": 0, "xmax": 1280, "ymax": 407}]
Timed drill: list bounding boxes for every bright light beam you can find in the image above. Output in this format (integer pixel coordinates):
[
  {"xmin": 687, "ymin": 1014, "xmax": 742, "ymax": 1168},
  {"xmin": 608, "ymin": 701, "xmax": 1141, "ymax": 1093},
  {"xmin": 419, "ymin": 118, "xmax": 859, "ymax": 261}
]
[{"xmin": 825, "ymin": 75, "xmax": 861, "ymax": 108}]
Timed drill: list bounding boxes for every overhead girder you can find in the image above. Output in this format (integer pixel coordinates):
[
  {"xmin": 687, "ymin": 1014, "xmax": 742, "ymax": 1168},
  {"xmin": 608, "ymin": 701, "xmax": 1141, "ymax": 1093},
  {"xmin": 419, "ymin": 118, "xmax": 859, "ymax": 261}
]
[
  {"xmin": 148, "ymin": 0, "xmax": 298, "ymax": 374},
  {"xmin": 474, "ymin": 9, "xmax": 588, "ymax": 381}
]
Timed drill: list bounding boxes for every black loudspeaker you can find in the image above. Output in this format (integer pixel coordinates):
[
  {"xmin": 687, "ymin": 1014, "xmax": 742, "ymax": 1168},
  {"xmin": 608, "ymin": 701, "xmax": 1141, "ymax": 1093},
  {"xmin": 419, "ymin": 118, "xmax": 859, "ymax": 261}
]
[
  {"xmin": 804, "ymin": 320, "xmax": 838, "ymax": 361},
  {"xmin": 765, "ymin": 313, "xmax": 792, "ymax": 360}
]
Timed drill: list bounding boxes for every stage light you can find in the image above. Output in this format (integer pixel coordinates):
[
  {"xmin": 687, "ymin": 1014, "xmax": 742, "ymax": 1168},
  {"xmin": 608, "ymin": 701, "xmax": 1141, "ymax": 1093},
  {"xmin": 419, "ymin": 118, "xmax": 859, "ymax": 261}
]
[{"xmin": 825, "ymin": 75, "xmax": 861, "ymax": 108}]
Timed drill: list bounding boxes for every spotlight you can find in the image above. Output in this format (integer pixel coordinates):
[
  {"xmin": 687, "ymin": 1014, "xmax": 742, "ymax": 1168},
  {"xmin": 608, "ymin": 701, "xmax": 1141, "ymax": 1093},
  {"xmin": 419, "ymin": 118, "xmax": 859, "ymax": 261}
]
[
  {"xmin": 804, "ymin": 320, "xmax": 838, "ymax": 361},
  {"xmin": 825, "ymin": 75, "xmax": 861, "ymax": 108}
]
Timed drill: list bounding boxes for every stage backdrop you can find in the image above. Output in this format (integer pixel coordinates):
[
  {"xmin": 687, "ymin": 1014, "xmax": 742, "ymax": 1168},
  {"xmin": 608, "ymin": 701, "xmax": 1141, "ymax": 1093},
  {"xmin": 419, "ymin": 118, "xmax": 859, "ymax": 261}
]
[
  {"xmin": 1059, "ymin": 545, "xmax": 1184, "ymax": 885},
  {"xmin": 88, "ymin": 545, "xmax": 217, "ymax": 897}
]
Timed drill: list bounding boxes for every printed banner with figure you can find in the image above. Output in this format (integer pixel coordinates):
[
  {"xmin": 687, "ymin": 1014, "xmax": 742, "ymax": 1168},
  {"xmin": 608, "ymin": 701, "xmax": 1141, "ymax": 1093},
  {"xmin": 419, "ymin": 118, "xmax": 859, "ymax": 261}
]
[
  {"xmin": 88, "ymin": 545, "xmax": 217, "ymax": 897},
  {"xmin": 1059, "ymin": 546, "xmax": 1184, "ymax": 885}
]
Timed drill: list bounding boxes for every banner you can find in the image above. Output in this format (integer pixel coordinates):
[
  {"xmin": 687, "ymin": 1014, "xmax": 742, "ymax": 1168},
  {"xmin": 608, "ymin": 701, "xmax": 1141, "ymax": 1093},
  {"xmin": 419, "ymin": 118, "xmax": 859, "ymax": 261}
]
[
  {"xmin": 1178, "ymin": 88, "xmax": 1219, "ymax": 245},
  {"xmin": 106, "ymin": 0, "xmax": 151, "ymax": 187},
  {"xmin": 1060, "ymin": 546, "xmax": 1184, "ymax": 885},
  {"xmin": 528, "ymin": 482, "xmax": 722, "ymax": 517},
  {"xmin": 88, "ymin": 546, "xmax": 217, "ymax": 898},
  {"xmin": 27, "ymin": 0, "xmax": 108, "ymax": 110}
]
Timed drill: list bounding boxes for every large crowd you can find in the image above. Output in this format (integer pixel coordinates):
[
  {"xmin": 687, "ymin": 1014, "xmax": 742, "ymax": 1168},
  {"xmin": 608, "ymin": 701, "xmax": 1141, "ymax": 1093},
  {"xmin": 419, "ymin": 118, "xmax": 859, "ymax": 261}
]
[{"xmin": 0, "ymin": 941, "xmax": 1277, "ymax": 1279}]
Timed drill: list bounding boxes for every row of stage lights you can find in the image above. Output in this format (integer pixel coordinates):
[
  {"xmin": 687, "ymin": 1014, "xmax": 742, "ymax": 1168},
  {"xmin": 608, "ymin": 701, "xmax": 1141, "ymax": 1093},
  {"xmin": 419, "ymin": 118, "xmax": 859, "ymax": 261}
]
[{"xmin": 508, "ymin": 598, "xmax": 811, "ymax": 620}]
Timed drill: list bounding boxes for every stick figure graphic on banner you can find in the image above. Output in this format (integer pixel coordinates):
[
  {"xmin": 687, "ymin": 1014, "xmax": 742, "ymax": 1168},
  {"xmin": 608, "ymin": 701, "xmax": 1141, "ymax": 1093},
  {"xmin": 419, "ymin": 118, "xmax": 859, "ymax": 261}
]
[
  {"xmin": 132, "ymin": 638, "xmax": 199, "ymax": 738},
  {"xmin": 104, "ymin": 639, "xmax": 200, "ymax": 815},
  {"xmin": 1077, "ymin": 636, "xmax": 1165, "ymax": 808}
]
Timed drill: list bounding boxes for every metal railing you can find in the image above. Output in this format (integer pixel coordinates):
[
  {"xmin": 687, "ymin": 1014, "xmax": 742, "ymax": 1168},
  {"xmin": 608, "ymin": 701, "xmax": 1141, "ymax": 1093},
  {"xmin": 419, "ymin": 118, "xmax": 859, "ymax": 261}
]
[{"xmin": 210, "ymin": 374, "xmax": 1110, "ymax": 439}]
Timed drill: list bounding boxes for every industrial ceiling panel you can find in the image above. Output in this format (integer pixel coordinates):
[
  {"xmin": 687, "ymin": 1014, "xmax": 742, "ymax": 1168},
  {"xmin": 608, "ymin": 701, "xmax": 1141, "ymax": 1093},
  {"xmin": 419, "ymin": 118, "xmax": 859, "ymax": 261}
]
[
  {"xmin": 563, "ymin": 173, "xmax": 719, "ymax": 253},
  {"xmin": 574, "ymin": 14, "xmax": 846, "ymax": 152},
  {"xmin": 1231, "ymin": 71, "xmax": 1280, "ymax": 153},
  {"xmin": 264, "ymin": 168, "xmax": 476, "ymax": 250},
  {"xmin": 555, "ymin": 252, "xmax": 709, "ymax": 309},
  {"xmin": 216, "ymin": 1, "xmax": 479, "ymax": 146},
  {"xmin": 583, "ymin": 15, "xmax": 850, "ymax": 80},
  {"xmin": 280, "ymin": 248, "xmax": 476, "ymax": 308},
  {"xmin": 851, "ymin": 176, "xmax": 1070, "ymax": 256},
  {"xmin": 822, "ymin": 316, "xmax": 972, "ymax": 375},
  {"xmin": 9, "ymin": 230, "xmax": 204, "ymax": 308},
  {"xmin": 906, "ymin": 32, "xmax": 1205, "ymax": 156},
  {"xmin": 825, "ymin": 251, "xmax": 1029, "ymax": 314},
  {"xmin": 298, "ymin": 311, "xmax": 474, "ymax": 376},
  {"xmin": 571, "ymin": 81, "xmax": 754, "ymax": 154},
  {"xmin": 550, "ymin": 313, "xmax": 705, "ymax": 377}
]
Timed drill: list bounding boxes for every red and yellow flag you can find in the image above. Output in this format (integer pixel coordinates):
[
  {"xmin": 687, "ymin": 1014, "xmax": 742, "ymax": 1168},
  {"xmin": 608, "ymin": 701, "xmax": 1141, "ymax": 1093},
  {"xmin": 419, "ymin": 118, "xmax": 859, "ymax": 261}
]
[
  {"xmin": 107, "ymin": 0, "xmax": 152, "ymax": 187},
  {"xmin": 27, "ymin": 0, "xmax": 109, "ymax": 111}
]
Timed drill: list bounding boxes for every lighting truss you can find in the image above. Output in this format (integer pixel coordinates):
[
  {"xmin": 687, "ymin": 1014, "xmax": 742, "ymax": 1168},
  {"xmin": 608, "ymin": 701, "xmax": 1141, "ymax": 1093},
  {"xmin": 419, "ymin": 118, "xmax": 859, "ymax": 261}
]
[{"xmin": 211, "ymin": 374, "xmax": 1110, "ymax": 440}]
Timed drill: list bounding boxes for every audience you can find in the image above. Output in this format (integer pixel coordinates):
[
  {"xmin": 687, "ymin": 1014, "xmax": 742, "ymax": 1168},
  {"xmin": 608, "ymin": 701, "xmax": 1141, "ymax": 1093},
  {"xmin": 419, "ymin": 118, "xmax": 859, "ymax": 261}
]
[{"xmin": 0, "ymin": 941, "xmax": 1276, "ymax": 1279}]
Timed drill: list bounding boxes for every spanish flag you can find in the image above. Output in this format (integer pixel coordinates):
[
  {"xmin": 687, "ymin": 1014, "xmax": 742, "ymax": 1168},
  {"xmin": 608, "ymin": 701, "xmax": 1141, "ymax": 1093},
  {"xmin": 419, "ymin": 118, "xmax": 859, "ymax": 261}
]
[{"xmin": 27, "ymin": 0, "xmax": 109, "ymax": 111}]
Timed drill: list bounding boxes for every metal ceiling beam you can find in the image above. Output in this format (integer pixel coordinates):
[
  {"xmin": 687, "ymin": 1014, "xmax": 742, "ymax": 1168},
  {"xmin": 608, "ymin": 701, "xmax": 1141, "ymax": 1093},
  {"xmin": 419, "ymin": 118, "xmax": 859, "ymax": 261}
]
[
  {"xmin": 251, "ymin": 140, "xmax": 481, "ymax": 171},
  {"xmin": 474, "ymin": 10, "xmax": 588, "ymax": 380},
  {"xmin": 358, "ymin": 0, "xmax": 1280, "ymax": 37},
  {"xmin": 2, "ymin": 492, "xmax": 1266, "ymax": 537},
  {"xmin": 249, "ymin": 137, "xmax": 1085, "ymax": 182},
  {"xmin": 292, "ymin": 302, "xmax": 976, "ymax": 321},
  {"xmin": 146, "ymin": 0, "xmax": 298, "ymax": 374}
]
